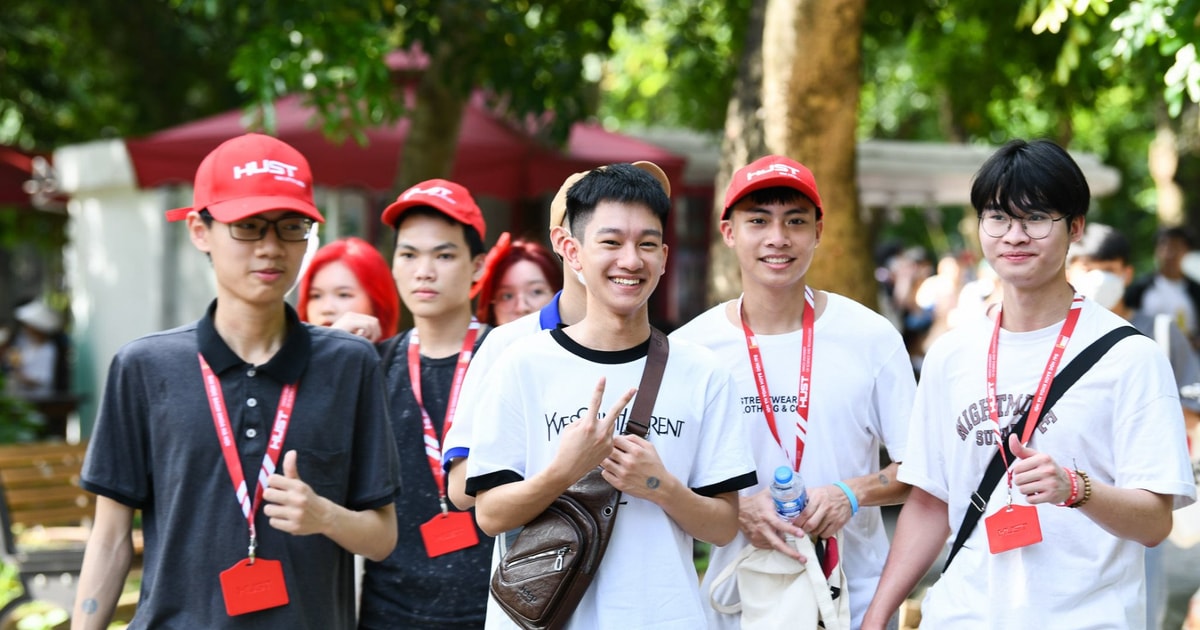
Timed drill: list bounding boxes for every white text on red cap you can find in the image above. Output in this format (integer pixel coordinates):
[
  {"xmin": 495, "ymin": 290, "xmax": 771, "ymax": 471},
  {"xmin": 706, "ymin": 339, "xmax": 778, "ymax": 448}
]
[
  {"xmin": 745, "ymin": 163, "xmax": 802, "ymax": 182},
  {"xmin": 232, "ymin": 160, "xmax": 307, "ymax": 188},
  {"xmin": 402, "ymin": 185, "xmax": 458, "ymax": 204}
]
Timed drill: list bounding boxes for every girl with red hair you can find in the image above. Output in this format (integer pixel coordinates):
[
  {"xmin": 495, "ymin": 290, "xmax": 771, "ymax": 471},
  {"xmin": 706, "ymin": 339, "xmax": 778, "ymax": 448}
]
[
  {"xmin": 299, "ymin": 237, "xmax": 400, "ymax": 342},
  {"xmin": 473, "ymin": 233, "xmax": 563, "ymax": 326}
]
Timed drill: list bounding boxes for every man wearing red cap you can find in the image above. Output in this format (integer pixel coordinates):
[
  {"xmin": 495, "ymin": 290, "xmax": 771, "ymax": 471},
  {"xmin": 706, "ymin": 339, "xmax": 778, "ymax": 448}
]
[
  {"xmin": 672, "ymin": 155, "xmax": 916, "ymax": 629},
  {"xmin": 73, "ymin": 134, "xmax": 401, "ymax": 629},
  {"xmin": 357, "ymin": 179, "xmax": 495, "ymax": 629}
]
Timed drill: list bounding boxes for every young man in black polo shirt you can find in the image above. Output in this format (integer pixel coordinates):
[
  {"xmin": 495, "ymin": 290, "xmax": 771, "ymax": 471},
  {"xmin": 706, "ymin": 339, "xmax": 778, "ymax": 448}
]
[
  {"xmin": 357, "ymin": 179, "xmax": 494, "ymax": 629},
  {"xmin": 72, "ymin": 133, "xmax": 400, "ymax": 629}
]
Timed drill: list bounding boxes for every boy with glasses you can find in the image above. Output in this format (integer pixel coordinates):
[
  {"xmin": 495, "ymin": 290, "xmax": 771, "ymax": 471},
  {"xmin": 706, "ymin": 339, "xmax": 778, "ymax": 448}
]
[
  {"xmin": 72, "ymin": 134, "xmax": 401, "ymax": 629},
  {"xmin": 863, "ymin": 139, "xmax": 1196, "ymax": 629}
]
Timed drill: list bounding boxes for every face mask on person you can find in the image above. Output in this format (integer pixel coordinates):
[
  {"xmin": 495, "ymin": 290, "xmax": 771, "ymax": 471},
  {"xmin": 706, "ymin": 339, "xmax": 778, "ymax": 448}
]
[{"xmin": 1073, "ymin": 269, "xmax": 1124, "ymax": 310}]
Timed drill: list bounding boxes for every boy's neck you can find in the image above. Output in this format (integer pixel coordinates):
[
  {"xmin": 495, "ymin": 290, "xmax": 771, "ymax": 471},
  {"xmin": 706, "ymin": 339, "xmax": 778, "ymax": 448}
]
[
  {"xmin": 567, "ymin": 306, "xmax": 651, "ymax": 351},
  {"xmin": 558, "ymin": 282, "xmax": 587, "ymax": 327},
  {"xmin": 413, "ymin": 307, "xmax": 474, "ymax": 358},
  {"xmin": 998, "ymin": 280, "xmax": 1077, "ymax": 332},
  {"xmin": 730, "ymin": 280, "xmax": 823, "ymax": 334},
  {"xmin": 213, "ymin": 297, "xmax": 288, "ymax": 366}
]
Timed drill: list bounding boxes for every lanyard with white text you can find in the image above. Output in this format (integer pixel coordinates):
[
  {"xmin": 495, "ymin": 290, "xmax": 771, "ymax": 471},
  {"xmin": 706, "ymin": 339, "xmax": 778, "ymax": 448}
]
[
  {"xmin": 740, "ymin": 286, "xmax": 815, "ymax": 472},
  {"xmin": 408, "ymin": 320, "xmax": 481, "ymax": 510},
  {"xmin": 987, "ymin": 294, "xmax": 1084, "ymax": 490},
  {"xmin": 199, "ymin": 353, "xmax": 296, "ymax": 561}
]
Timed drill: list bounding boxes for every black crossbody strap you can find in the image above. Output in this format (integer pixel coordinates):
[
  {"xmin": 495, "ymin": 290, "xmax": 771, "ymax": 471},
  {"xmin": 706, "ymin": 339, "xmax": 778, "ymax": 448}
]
[
  {"xmin": 943, "ymin": 325, "xmax": 1140, "ymax": 572},
  {"xmin": 623, "ymin": 327, "xmax": 669, "ymax": 439}
]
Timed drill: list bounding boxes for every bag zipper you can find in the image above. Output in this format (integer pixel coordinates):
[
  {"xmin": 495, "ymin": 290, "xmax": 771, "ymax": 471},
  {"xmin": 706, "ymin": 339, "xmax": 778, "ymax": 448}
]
[{"xmin": 508, "ymin": 545, "xmax": 572, "ymax": 571}]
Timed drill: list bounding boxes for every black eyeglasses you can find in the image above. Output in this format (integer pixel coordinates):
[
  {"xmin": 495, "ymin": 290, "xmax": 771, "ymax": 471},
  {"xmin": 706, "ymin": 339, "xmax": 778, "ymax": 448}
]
[
  {"xmin": 980, "ymin": 210, "xmax": 1067, "ymax": 240},
  {"xmin": 226, "ymin": 216, "xmax": 314, "ymax": 242}
]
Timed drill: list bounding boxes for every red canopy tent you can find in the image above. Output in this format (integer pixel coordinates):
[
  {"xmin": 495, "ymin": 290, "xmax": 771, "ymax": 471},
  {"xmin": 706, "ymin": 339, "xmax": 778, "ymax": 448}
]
[
  {"xmin": 0, "ymin": 146, "xmax": 35, "ymax": 207},
  {"xmin": 124, "ymin": 94, "xmax": 684, "ymax": 202}
]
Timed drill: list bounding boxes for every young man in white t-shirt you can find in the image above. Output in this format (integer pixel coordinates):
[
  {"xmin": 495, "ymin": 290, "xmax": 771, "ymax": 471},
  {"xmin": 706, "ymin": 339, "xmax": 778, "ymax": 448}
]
[
  {"xmin": 466, "ymin": 163, "xmax": 756, "ymax": 629},
  {"xmin": 443, "ymin": 162, "xmax": 672, "ymax": 511},
  {"xmin": 863, "ymin": 139, "xmax": 1197, "ymax": 629},
  {"xmin": 672, "ymin": 155, "xmax": 915, "ymax": 630}
]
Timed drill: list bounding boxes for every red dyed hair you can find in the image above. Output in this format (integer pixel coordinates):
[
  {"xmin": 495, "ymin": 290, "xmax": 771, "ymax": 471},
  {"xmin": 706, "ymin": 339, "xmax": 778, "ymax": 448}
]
[
  {"xmin": 298, "ymin": 237, "xmax": 401, "ymax": 339},
  {"xmin": 474, "ymin": 236, "xmax": 562, "ymax": 325}
]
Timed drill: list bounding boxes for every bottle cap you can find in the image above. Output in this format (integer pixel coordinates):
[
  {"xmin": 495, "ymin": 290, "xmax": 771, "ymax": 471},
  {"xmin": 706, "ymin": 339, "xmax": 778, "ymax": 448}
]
[{"xmin": 773, "ymin": 466, "xmax": 793, "ymax": 484}]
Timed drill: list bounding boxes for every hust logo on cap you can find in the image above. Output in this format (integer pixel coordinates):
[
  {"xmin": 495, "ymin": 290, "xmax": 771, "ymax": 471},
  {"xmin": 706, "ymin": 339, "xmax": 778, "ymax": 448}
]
[
  {"xmin": 402, "ymin": 185, "xmax": 458, "ymax": 204},
  {"xmin": 232, "ymin": 159, "xmax": 306, "ymax": 189},
  {"xmin": 745, "ymin": 163, "xmax": 802, "ymax": 182}
]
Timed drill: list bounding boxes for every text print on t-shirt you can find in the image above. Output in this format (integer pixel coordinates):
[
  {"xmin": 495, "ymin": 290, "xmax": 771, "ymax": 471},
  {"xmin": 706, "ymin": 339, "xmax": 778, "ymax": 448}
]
[
  {"xmin": 738, "ymin": 394, "xmax": 802, "ymax": 415},
  {"xmin": 544, "ymin": 406, "xmax": 685, "ymax": 441},
  {"xmin": 953, "ymin": 392, "xmax": 1062, "ymax": 447}
]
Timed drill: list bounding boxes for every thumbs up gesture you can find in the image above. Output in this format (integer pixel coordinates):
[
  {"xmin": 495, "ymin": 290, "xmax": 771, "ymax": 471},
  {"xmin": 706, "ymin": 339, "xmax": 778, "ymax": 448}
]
[
  {"xmin": 1007, "ymin": 434, "xmax": 1073, "ymax": 505},
  {"xmin": 263, "ymin": 450, "xmax": 334, "ymax": 536}
]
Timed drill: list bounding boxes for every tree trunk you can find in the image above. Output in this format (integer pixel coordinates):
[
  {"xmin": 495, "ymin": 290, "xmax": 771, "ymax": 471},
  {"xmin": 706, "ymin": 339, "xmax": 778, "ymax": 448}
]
[
  {"xmin": 761, "ymin": 0, "xmax": 875, "ymax": 309},
  {"xmin": 394, "ymin": 49, "xmax": 468, "ymax": 195},
  {"xmin": 709, "ymin": 0, "xmax": 770, "ymax": 304},
  {"xmin": 1150, "ymin": 100, "xmax": 1185, "ymax": 227}
]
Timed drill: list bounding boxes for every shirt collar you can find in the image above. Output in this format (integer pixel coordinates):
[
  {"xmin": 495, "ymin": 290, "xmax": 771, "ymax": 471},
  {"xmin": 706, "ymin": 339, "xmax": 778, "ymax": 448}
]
[{"xmin": 197, "ymin": 299, "xmax": 311, "ymax": 383}]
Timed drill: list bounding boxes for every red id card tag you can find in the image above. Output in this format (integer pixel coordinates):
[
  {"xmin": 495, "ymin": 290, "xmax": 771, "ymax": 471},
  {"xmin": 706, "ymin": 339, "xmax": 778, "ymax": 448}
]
[
  {"xmin": 984, "ymin": 504, "xmax": 1043, "ymax": 554},
  {"xmin": 219, "ymin": 558, "xmax": 290, "ymax": 616},
  {"xmin": 420, "ymin": 510, "xmax": 479, "ymax": 557}
]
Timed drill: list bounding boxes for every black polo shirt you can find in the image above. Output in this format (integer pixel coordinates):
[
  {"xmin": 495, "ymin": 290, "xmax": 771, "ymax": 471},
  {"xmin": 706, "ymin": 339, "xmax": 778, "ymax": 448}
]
[
  {"xmin": 359, "ymin": 329, "xmax": 493, "ymax": 629},
  {"xmin": 82, "ymin": 301, "xmax": 399, "ymax": 629}
]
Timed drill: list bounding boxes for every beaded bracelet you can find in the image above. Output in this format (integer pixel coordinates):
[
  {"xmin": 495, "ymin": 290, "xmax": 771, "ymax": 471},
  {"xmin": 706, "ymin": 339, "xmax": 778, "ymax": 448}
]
[{"xmin": 1069, "ymin": 469, "xmax": 1092, "ymax": 508}]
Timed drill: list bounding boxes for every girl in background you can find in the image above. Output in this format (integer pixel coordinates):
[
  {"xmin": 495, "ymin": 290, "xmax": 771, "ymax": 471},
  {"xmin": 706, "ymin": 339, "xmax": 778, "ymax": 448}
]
[
  {"xmin": 472, "ymin": 233, "xmax": 562, "ymax": 326},
  {"xmin": 299, "ymin": 236, "xmax": 400, "ymax": 342}
]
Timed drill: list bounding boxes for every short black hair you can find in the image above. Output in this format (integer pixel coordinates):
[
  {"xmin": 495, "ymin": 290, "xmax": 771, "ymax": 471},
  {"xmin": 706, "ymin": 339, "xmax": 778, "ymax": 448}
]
[
  {"xmin": 1157, "ymin": 226, "xmax": 1194, "ymax": 249},
  {"xmin": 1069, "ymin": 223, "xmax": 1130, "ymax": 264},
  {"xmin": 735, "ymin": 186, "xmax": 823, "ymax": 221},
  {"xmin": 393, "ymin": 206, "xmax": 486, "ymax": 257},
  {"xmin": 565, "ymin": 163, "xmax": 670, "ymax": 235},
  {"xmin": 970, "ymin": 139, "xmax": 1090, "ymax": 219}
]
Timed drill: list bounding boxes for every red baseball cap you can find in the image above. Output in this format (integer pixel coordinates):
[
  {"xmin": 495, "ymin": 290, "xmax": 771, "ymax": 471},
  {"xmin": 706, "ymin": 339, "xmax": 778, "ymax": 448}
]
[
  {"xmin": 165, "ymin": 133, "xmax": 323, "ymax": 223},
  {"xmin": 722, "ymin": 155, "xmax": 822, "ymax": 220},
  {"xmin": 381, "ymin": 178, "xmax": 487, "ymax": 240}
]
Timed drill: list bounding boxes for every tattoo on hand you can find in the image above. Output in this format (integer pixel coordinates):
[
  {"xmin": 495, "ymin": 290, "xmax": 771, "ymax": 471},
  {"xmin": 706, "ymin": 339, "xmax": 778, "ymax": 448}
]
[
  {"xmin": 82, "ymin": 598, "xmax": 98, "ymax": 614},
  {"xmin": 646, "ymin": 476, "xmax": 660, "ymax": 489},
  {"xmin": 878, "ymin": 473, "xmax": 889, "ymax": 486}
]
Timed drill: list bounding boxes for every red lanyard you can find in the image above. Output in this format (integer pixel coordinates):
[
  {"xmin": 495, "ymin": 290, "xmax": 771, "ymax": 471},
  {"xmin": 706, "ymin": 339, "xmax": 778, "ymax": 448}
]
[
  {"xmin": 199, "ymin": 354, "xmax": 296, "ymax": 560},
  {"xmin": 740, "ymin": 287, "xmax": 815, "ymax": 472},
  {"xmin": 987, "ymin": 295, "xmax": 1084, "ymax": 486},
  {"xmin": 408, "ymin": 320, "xmax": 480, "ymax": 509}
]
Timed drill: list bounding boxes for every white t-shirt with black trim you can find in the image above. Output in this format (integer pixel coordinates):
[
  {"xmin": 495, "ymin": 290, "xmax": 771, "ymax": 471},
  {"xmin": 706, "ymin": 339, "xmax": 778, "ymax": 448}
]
[{"xmin": 467, "ymin": 329, "xmax": 757, "ymax": 630}]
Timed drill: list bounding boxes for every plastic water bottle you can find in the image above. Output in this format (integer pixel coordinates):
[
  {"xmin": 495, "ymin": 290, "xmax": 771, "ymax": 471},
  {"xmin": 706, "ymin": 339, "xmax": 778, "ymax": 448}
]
[{"xmin": 770, "ymin": 465, "xmax": 808, "ymax": 522}]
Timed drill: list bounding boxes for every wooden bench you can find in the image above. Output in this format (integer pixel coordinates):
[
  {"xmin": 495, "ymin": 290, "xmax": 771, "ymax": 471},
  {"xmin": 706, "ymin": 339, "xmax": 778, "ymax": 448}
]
[{"xmin": 0, "ymin": 440, "xmax": 144, "ymax": 626}]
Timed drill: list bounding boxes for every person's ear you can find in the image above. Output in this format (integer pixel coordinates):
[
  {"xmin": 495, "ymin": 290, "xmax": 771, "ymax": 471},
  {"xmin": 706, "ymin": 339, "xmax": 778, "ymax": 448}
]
[
  {"xmin": 720, "ymin": 220, "xmax": 735, "ymax": 248},
  {"xmin": 187, "ymin": 212, "xmax": 212, "ymax": 254},
  {"xmin": 1069, "ymin": 216, "xmax": 1086, "ymax": 243},
  {"xmin": 563, "ymin": 234, "xmax": 584, "ymax": 274},
  {"xmin": 660, "ymin": 243, "xmax": 669, "ymax": 277},
  {"xmin": 549, "ymin": 225, "xmax": 571, "ymax": 258},
  {"xmin": 471, "ymin": 253, "xmax": 486, "ymax": 283}
]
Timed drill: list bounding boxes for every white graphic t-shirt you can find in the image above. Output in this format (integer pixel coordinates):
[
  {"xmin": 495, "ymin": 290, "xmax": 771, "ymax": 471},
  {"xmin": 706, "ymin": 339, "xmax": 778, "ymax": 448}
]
[
  {"xmin": 673, "ymin": 292, "xmax": 915, "ymax": 630},
  {"xmin": 901, "ymin": 298, "xmax": 1196, "ymax": 629},
  {"xmin": 467, "ymin": 329, "xmax": 757, "ymax": 630}
]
